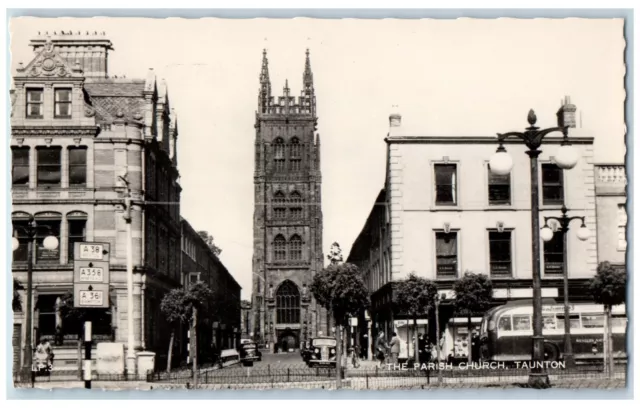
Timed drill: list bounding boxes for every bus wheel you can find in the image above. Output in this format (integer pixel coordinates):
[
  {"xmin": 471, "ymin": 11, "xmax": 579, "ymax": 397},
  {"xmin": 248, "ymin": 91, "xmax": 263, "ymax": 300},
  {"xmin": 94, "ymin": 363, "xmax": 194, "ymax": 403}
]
[{"xmin": 543, "ymin": 343, "xmax": 559, "ymax": 362}]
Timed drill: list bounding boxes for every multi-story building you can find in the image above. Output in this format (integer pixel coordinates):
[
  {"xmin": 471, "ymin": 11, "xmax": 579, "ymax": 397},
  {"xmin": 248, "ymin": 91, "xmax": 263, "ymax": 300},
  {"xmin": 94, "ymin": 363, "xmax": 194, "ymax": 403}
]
[
  {"xmin": 180, "ymin": 218, "xmax": 241, "ymax": 361},
  {"xmin": 10, "ymin": 32, "xmax": 182, "ymax": 370},
  {"xmin": 347, "ymin": 100, "xmax": 608, "ymax": 360},
  {"xmin": 594, "ymin": 164, "xmax": 627, "ymax": 268},
  {"xmin": 251, "ymin": 49, "xmax": 327, "ymax": 351}
]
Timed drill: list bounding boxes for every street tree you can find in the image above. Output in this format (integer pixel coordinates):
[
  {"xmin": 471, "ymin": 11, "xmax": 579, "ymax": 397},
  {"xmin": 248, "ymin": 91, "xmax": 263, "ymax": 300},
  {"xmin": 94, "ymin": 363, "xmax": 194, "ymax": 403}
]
[
  {"xmin": 197, "ymin": 231, "xmax": 222, "ymax": 256},
  {"xmin": 184, "ymin": 281, "xmax": 214, "ymax": 388},
  {"xmin": 395, "ymin": 273, "xmax": 438, "ymax": 364},
  {"xmin": 589, "ymin": 261, "xmax": 626, "ymax": 376},
  {"xmin": 160, "ymin": 288, "xmax": 190, "ymax": 373},
  {"xmin": 310, "ymin": 261, "xmax": 369, "ymax": 389},
  {"xmin": 452, "ymin": 271, "xmax": 493, "ymax": 364}
]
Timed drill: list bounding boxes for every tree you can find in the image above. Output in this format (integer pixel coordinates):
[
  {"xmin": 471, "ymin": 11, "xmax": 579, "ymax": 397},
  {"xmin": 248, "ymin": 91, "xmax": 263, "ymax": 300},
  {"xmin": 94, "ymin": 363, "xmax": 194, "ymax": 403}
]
[
  {"xmin": 395, "ymin": 274, "xmax": 438, "ymax": 364},
  {"xmin": 184, "ymin": 281, "xmax": 214, "ymax": 388},
  {"xmin": 452, "ymin": 272, "xmax": 493, "ymax": 364},
  {"xmin": 197, "ymin": 231, "xmax": 222, "ymax": 256},
  {"xmin": 310, "ymin": 261, "xmax": 369, "ymax": 389},
  {"xmin": 160, "ymin": 288, "xmax": 190, "ymax": 373},
  {"xmin": 589, "ymin": 261, "xmax": 626, "ymax": 376},
  {"xmin": 13, "ymin": 278, "xmax": 23, "ymax": 312}
]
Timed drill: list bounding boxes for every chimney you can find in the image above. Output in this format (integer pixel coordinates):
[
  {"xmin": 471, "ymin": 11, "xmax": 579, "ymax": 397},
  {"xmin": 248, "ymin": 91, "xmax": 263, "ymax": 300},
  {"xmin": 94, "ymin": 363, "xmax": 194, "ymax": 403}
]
[
  {"xmin": 389, "ymin": 105, "xmax": 402, "ymax": 128},
  {"xmin": 556, "ymin": 95, "xmax": 577, "ymax": 128},
  {"xmin": 30, "ymin": 31, "xmax": 113, "ymax": 78}
]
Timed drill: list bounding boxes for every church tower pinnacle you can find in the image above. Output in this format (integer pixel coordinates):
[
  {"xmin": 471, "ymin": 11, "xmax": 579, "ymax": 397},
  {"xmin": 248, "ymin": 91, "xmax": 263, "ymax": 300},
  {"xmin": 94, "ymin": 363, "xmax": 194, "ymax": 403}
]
[{"xmin": 258, "ymin": 49, "xmax": 271, "ymax": 114}]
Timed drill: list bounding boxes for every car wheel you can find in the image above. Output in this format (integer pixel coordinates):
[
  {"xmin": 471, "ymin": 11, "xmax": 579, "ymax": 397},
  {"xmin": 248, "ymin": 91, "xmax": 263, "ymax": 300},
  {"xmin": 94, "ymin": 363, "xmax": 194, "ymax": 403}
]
[{"xmin": 543, "ymin": 343, "xmax": 559, "ymax": 362}]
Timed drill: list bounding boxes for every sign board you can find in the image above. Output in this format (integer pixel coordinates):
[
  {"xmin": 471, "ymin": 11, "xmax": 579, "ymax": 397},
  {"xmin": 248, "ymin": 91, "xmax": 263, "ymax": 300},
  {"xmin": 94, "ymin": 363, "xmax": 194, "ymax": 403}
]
[
  {"xmin": 349, "ymin": 317, "xmax": 358, "ymax": 327},
  {"xmin": 75, "ymin": 242, "xmax": 111, "ymax": 262},
  {"xmin": 74, "ymin": 261, "xmax": 110, "ymax": 285},
  {"xmin": 74, "ymin": 284, "xmax": 110, "ymax": 308}
]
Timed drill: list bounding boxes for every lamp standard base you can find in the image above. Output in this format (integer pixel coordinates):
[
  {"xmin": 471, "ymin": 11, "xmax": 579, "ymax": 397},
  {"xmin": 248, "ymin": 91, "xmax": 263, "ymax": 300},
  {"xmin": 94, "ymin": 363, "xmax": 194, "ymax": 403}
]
[
  {"xmin": 528, "ymin": 372, "xmax": 550, "ymax": 389},
  {"xmin": 564, "ymin": 354, "xmax": 576, "ymax": 369}
]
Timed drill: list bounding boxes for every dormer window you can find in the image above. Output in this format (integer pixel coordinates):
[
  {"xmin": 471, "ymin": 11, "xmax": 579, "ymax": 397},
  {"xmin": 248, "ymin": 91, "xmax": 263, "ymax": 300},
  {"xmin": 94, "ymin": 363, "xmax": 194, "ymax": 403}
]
[
  {"xmin": 26, "ymin": 88, "xmax": 44, "ymax": 118},
  {"xmin": 54, "ymin": 88, "xmax": 72, "ymax": 118}
]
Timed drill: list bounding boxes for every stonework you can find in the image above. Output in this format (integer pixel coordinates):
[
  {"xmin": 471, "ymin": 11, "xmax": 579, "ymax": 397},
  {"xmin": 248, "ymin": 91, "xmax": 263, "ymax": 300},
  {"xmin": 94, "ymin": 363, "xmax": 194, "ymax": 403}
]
[{"xmin": 251, "ymin": 50, "xmax": 327, "ymax": 350}]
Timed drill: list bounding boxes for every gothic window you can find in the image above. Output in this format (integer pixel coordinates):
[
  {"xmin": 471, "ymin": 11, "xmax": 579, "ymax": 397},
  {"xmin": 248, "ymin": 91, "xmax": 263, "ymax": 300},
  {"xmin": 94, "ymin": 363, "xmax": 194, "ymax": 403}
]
[
  {"xmin": 276, "ymin": 280, "xmax": 300, "ymax": 324},
  {"xmin": 273, "ymin": 138, "xmax": 286, "ymax": 171},
  {"xmin": 274, "ymin": 234, "xmax": 286, "ymax": 261},
  {"xmin": 289, "ymin": 235, "xmax": 302, "ymax": 261},
  {"xmin": 273, "ymin": 191, "xmax": 286, "ymax": 219},
  {"xmin": 289, "ymin": 137, "xmax": 302, "ymax": 171},
  {"xmin": 289, "ymin": 191, "xmax": 302, "ymax": 204},
  {"xmin": 289, "ymin": 191, "xmax": 303, "ymax": 219}
]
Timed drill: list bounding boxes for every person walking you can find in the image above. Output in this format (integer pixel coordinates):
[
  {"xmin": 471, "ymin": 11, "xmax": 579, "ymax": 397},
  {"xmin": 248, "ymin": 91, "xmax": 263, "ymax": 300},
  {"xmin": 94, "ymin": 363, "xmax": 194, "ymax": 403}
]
[
  {"xmin": 389, "ymin": 332, "xmax": 401, "ymax": 365},
  {"xmin": 34, "ymin": 337, "xmax": 53, "ymax": 370},
  {"xmin": 375, "ymin": 331, "xmax": 388, "ymax": 368},
  {"xmin": 417, "ymin": 333, "xmax": 427, "ymax": 364}
]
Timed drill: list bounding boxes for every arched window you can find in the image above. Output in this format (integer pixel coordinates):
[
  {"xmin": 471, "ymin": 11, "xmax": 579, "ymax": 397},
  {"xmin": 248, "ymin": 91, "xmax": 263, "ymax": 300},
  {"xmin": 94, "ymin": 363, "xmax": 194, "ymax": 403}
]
[
  {"xmin": 273, "ymin": 138, "xmax": 286, "ymax": 171},
  {"xmin": 289, "ymin": 137, "xmax": 301, "ymax": 171},
  {"xmin": 289, "ymin": 235, "xmax": 302, "ymax": 260},
  {"xmin": 276, "ymin": 280, "xmax": 300, "ymax": 324},
  {"xmin": 289, "ymin": 191, "xmax": 302, "ymax": 204},
  {"xmin": 273, "ymin": 191, "xmax": 286, "ymax": 219},
  {"xmin": 274, "ymin": 234, "xmax": 286, "ymax": 261},
  {"xmin": 289, "ymin": 191, "xmax": 303, "ymax": 219}
]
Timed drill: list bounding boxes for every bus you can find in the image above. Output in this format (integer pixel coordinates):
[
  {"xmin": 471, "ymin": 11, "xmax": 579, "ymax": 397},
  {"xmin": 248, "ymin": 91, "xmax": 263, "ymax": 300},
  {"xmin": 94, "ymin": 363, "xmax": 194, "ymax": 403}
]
[{"xmin": 479, "ymin": 299, "xmax": 627, "ymax": 364}]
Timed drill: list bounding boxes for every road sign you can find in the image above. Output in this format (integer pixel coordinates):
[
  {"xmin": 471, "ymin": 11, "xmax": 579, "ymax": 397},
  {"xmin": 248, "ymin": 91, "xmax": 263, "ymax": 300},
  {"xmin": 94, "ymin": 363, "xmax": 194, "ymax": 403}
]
[
  {"xmin": 73, "ymin": 242, "xmax": 111, "ymax": 309},
  {"xmin": 74, "ymin": 261, "xmax": 110, "ymax": 285},
  {"xmin": 74, "ymin": 284, "xmax": 110, "ymax": 308},
  {"xmin": 75, "ymin": 242, "xmax": 110, "ymax": 262}
]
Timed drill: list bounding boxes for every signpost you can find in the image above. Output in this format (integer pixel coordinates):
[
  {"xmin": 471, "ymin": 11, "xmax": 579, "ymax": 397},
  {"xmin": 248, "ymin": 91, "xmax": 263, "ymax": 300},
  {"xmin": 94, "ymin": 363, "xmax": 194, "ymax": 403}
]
[{"xmin": 73, "ymin": 242, "xmax": 110, "ymax": 389}]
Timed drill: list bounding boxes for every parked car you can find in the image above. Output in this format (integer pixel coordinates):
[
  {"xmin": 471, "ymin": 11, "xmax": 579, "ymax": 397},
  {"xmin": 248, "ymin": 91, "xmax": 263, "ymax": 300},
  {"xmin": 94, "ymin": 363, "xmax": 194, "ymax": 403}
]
[
  {"xmin": 306, "ymin": 336, "xmax": 337, "ymax": 368},
  {"xmin": 238, "ymin": 341, "xmax": 262, "ymax": 366}
]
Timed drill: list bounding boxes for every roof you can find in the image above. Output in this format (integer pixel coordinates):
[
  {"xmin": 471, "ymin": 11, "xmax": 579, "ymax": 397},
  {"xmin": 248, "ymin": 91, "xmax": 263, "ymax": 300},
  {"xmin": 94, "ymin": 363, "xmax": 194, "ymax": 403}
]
[
  {"xmin": 84, "ymin": 79, "xmax": 148, "ymax": 124},
  {"xmin": 84, "ymin": 79, "xmax": 146, "ymax": 97},
  {"xmin": 346, "ymin": 189, "xmax": 387, "ymax": 263}
]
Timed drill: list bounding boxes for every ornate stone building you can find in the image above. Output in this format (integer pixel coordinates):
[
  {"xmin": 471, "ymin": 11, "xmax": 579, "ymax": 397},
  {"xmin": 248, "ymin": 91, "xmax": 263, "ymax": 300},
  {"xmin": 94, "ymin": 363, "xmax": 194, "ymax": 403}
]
[
  {"xmin": 11, "ymin": 32, "xmax": 182, "ymax": 371},
  {"xmin": 251, "ymin": 50, "xmax": 326, "ymax": 351}
]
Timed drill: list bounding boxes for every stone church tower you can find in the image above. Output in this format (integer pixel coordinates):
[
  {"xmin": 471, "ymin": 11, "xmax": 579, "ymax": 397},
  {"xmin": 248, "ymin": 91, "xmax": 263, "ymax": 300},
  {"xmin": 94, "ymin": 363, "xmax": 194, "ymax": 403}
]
[{"xmin": 251, "ymin": 49, "xmax": 326, "ymax": 351}]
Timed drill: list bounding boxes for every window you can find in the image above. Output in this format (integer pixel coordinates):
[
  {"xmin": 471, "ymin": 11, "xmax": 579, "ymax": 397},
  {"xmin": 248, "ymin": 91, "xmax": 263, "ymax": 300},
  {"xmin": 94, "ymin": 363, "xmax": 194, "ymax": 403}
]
[
  {"xmin": 581, "ymin": 314, "xmax": 604, "ymax": 328},
  {"xmin": 289, "ymin": 191, "xmax": 302, "ymax": 204},
  {"xmin": 276, "ymin": 280, "xmax": 300, "ymax": 324},
  {"xmin": 26, "ymin": 88, "xmax": 44, "ymax": 118},
  {"xmin": 289, "ymin": 235, "xmax": 302, "ymax": 261},
  {"xmin": 543, "ymin": 315, "xmax": 557, "ymax": 330},
  {"xmin": 435, "ymin": 231, "xmax": 458, "ymax": 278},
  {"xmin": 273, "ymin": 138, "xmax": 286, "ymax": 171},
  {"xmin": 68, "ymin": 147, "xmax": 87, "ymax": 186},
  {"xmin": 12, "ymin": 220, "xmax": 30, "ymax": 262},
  {"xmin": 434, "ymin": 164, "xmax": 457, "ymax": 205},
  {"xmin": 274, "ymin": 234, "xmax": 286, "ymax": 261},
  {"xmin": 11, "ymin": 147, "xmax": 29, "ymax": 186},
  {"xmin": 290, "ymin": 208, "xmax": 302, "ymax": 219},
  {"xmin": 513, "ymin": 315, "xmax": 531, "ymax": 331},
  {"xmin": 289, "ymin": 137, "xmax": 301, "ymax": 171},
  {"xmin": 557, "ymin": 314, "xmax": 581, "ymax": 329},
  {"xmin": 35, "ymin": 219, "xmax": 61, "ymax": 263},
  {"xmin": 543, "ymin": 230, "xmax": 564, "ymax": 275},
  {"xmin": 67, "ymin": 218, "xmax": 87, "ymax": 261},
  {"xmin": 274, "ymin": 208, "xmax": 287, "ymax": 219},
  {"xmin": 489, "ymin": 231, "xmax": 512, "ymax": 277},
  {"xmin": 37, "ymin": 295, "xmax": 59, "ymax": 337},
  {"xmin": 274, "ymin": 191, "xmax": 286, "ymax": 204},
  {"xmin": 488, "ymin": 165, "xmax": 511, "ymax": 205},
  {"xmin": 618, "ymin": 204, "xmax": 627, "ymax": 250},
  {"xmin": 37, "ymin": 147, "xmax": 62, "ymax": 186},
  {"xmin": 498, "ymin": 315, "xmax": 512, "ymax": 331},
  {"xmin": 54, "ymin": 88, "xmax": 72, "ymax": 118},
  {"xmin": 542, "ymin": 164, "xmax": 564, "ymax": 205}
]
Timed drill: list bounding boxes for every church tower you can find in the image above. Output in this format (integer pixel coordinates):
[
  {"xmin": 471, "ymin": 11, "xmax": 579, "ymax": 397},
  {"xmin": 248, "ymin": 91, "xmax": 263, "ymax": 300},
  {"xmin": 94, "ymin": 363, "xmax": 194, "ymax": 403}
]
[{"xmin": 252, "ymin": 49, "xmax": 326, "ymax": 351}]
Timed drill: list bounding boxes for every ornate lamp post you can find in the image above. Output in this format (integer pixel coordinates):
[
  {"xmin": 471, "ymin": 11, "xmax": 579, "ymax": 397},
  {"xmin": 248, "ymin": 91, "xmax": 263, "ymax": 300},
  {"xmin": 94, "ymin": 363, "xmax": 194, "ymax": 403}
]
[
  {"xmin": 12, "ymin": 216, "xmax": 59, "ymax": 385},
  {"xmin": 489, "ymin": 109, "xmax": 580, "ymax": 388},
  {"xmin": 540, "ymin": 205, "xmax": 589, "ymax": 368}
]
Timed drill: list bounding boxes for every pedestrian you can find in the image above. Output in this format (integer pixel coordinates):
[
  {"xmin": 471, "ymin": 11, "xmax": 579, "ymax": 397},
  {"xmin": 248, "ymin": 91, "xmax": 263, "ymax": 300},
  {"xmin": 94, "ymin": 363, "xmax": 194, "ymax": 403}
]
[
  {"xmin": 417, "ymin": 333, "xmax": 426, "ymax": 363},
  {"xmin": 471, "ymin": 330, "xmax": 480, "ymax": 362},
  {"xmin": 389, "ymin": 332, "xmax": 401, "ymax": 365},
  {"xmin": 35, "ymin": 337, "xmax": 53, "ymax": 370},
  {"xmin": 375, "ymin": 331, "xmax": 388, "ymax": 368}
]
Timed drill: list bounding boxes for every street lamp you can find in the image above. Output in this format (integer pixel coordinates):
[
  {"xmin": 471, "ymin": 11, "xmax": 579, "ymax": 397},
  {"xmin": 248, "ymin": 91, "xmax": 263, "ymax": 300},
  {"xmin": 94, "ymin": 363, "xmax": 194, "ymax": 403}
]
[
  {"xmin": 540, "ymin": 205, "xmax": 589, "ymax": 368},
  {"xmin": 12, "ymin": 216, "xmax": 59, "ymax": 385},
  {"xmin": 489, "ymin": 109, "xmax": 579, "ymax": 388}
]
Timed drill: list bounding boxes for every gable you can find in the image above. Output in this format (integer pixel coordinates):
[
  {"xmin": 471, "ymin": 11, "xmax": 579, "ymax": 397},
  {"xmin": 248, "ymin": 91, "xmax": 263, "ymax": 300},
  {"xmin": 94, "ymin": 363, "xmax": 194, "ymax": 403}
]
[{"xmin": 16, "ymin": 37, "xmax": 82, "ymax": 79}]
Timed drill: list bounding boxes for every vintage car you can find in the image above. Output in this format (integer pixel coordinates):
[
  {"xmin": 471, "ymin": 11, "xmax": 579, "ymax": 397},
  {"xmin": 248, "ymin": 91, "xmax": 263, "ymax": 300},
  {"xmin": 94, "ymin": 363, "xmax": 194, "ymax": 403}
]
[
  {"xmin": 306, "ymin": 336, "xmax": 337, "ymax": 368},
  {"xmin": 238, "ymin": 341, "xmax": 262, "ymax": 366}
]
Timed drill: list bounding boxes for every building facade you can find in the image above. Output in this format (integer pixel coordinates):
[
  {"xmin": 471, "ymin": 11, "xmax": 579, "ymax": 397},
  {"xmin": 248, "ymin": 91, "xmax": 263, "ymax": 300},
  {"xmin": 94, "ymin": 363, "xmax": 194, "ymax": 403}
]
[
  {"xmin": 11, "ymin": 32, "xmax": 182, "ymax": 370},
  {"xmin": 348, "ymin": 100, "xmax": 609, "ymax": 361},
  {"xmin": 251, "ymin": 50, "xmax": 326, "ymax": 351},
  {"xmin": 180, "ymin": 218, "xmax": 241, "ymax": 364},
  {"xmin": 594, "ymin": 164, "xmax": 627, "ymax": 268}
]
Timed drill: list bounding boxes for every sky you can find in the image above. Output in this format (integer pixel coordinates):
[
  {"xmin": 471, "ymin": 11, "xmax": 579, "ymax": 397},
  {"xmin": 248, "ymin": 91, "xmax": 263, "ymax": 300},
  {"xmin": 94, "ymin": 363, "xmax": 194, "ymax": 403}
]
[{"xmin": 9, "ymin": 17, "xmax": 626, "ymax": 300}]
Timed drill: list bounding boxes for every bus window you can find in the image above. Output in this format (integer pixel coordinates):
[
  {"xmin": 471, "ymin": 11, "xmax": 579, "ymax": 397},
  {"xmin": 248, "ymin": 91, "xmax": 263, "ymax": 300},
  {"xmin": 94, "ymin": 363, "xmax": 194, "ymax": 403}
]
[
  {"xmin": 498, "ymin": 315, "xmax": 512, "ymax": 331},
  {"xmin": 581, "ymin": 313, "xmax": 604, "ymax": 328},
  {"xmin": 513, "ymin": 315, "xmax": 531, "ymax": 331},
  {"xmin": 557, "ymin": 314, "xmax": 581, "ymax": 329},
  {"xmin": 543, "ymin": 314, "xmax": 557, "ymax": 330},
  {"xmin": 611, "ymin": 315, "xmax": 627, "ymax": 328}
]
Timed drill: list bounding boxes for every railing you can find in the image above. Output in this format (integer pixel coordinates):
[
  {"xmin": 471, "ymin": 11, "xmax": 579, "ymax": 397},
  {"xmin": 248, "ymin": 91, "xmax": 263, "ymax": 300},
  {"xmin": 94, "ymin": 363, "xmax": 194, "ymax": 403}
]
[{"xmin": 595, "ymin": 165, "xmax": 627, "ymax": 185}]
